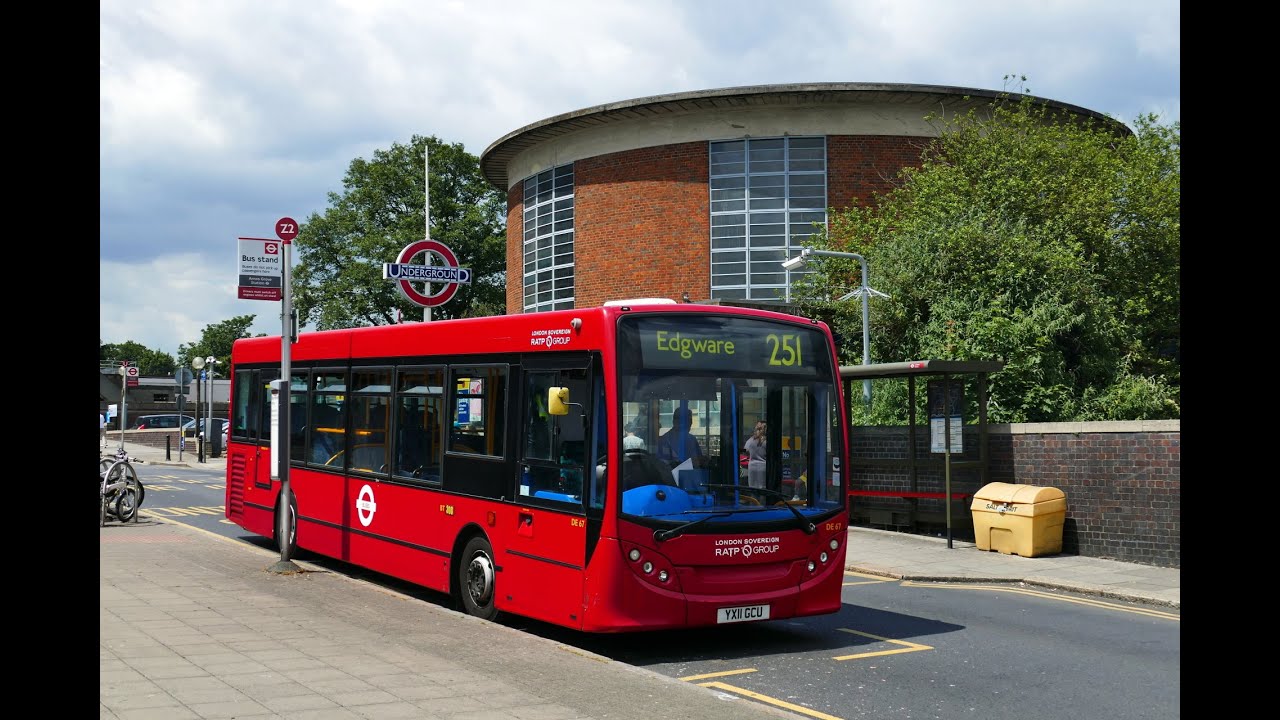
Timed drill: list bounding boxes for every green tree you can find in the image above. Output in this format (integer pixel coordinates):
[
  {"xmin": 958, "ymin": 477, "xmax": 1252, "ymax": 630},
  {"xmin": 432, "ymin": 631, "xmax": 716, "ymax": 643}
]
[
  {"xmin": 292, "ymin": 135, "xmax": 507, "ymax": 329},
  {"xmin": 794, "ymin": 91, "xmax": 1179, "ymax": 424},
  {"xmin": 177, "ymin": 315, "xmax": 260, "ymax": 372},
  {"xmin": 100, "ymin": 341, "xmax": 175, "ymax": 377}
]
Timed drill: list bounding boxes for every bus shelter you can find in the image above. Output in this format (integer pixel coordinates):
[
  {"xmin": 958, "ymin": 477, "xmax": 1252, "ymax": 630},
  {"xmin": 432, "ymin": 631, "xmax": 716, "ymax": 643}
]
[{"xmin": 840, "ymin": 359, "xmax": 1005, "ymax": 548}]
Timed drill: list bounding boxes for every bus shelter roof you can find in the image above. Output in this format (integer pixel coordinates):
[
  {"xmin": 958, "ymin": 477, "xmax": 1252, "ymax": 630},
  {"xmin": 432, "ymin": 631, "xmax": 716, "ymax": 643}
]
[{"xmin": 839, "ymin": 359, "xmax": 1005, "ymax": 381}]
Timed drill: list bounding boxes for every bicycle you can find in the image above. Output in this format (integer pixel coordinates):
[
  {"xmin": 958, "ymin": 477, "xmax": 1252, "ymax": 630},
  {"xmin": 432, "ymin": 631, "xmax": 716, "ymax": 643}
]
[{"xmin": 100, "ymin": 450, "xmax": 145, "ymax": 526}]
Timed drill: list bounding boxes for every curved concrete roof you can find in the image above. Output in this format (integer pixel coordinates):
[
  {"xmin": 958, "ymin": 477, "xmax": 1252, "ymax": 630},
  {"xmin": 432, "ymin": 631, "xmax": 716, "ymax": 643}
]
[{"xmin": 480, "ymin": 82, "xmax": 1123, "ymax": 190}]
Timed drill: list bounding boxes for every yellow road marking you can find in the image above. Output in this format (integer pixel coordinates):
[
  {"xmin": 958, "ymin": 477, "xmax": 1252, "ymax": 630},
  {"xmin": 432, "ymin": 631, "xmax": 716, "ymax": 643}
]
[
  {"xmin": 144, "ymin": 506, "xmax": 226, "ymax": 517},
  {"xmin": 833, "ymin": 628, "xmax": 933, "ymax": 661},
  {"xmin": 899, "ymin": 581, "xmax": 1180, "ymax": 620},
  {"xmin": 843, "ymin": 570, "xmax": 894, "ymax": 586},
  {"xmin": 697, "ymin": 681, "xmax": 843, "ymax": 720},
  {"xmin": 680, "ymin": 668, "xmax": 756, "ymax": 681}
]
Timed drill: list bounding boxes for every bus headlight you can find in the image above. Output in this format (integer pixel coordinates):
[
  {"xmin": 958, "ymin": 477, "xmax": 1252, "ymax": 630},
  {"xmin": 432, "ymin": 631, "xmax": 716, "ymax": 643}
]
[
  {"xmin": 629, "ymin": 548, "xmax": 641, "ymax": 562},
  {"xmin": 807, "ymin": 560, "xmax": 816, "ymax": 572},
  {"xmin": 830, "ymin": 538, "xmax": 839, "ymax": 550},
  {"xmin": 819, "ymin": 551, "xmax": 828, "ymax": 563},
  {"xmin": 642, "ymin": 561, "xmax": 654, "ymax": 574},
  {"xmin": 658, "ymin": 570, "xmax": 668, "ymax": 582}
]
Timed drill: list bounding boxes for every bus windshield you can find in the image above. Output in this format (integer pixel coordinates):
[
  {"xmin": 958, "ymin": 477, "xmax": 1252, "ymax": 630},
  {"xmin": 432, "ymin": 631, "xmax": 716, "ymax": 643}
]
[{"xmin": 615, "ymin": 314, "xmax": 846, "ymax": 524}]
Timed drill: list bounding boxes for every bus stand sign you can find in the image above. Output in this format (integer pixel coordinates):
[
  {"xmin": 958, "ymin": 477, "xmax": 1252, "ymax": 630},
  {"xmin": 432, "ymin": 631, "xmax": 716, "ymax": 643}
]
[
  {"xmin": 383, "ymin": 239, "xmax": 471, "ymax": 308},
  {"xmin": 237, "ymin": 237, "xmax": 283, "ymax": 301}
]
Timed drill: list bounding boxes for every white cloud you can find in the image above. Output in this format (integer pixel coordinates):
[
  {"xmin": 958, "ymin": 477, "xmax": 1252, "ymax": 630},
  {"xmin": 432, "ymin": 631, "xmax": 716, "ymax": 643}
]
[{"xmin": 100, "ymin": 0, "xmax": 1179, "ymax": 353}]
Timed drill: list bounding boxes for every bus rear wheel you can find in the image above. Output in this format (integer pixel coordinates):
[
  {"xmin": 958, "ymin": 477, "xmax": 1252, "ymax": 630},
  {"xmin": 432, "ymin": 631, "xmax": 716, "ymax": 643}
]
[{"xmin": 458, "ymin": 535, "xmax": 498, "ymax": 621}]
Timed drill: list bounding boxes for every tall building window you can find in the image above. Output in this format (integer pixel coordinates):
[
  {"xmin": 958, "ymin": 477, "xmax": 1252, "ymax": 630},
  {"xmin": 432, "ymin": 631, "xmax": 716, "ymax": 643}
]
[
  {"xmin": 522, "ymin": 165, "xmax": 575, "ymax": 313},
  {"xmin": 709, "ymin": 137, "xmax": 827, "ymax": 302}
]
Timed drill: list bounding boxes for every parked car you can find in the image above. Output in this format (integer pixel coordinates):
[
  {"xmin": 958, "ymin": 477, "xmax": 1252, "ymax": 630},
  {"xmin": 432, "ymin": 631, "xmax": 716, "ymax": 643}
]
[
  {"xmin": 129, "ymin": 414, "xmax": 196, "ymax": 430},
  {"xmin": 182, "ymin": 418, "xmax": 228, "ymax": 440}
]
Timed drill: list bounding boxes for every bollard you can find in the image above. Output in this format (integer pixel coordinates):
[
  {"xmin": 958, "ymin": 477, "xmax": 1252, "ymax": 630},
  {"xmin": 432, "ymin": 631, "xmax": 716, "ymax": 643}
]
[{"xmin": 166, "ymin": 436, "xmax": 172, "ymax": 461}]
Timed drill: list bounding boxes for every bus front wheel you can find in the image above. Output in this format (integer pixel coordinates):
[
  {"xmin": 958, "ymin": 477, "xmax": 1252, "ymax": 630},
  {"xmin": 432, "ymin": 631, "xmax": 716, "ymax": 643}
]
[{"xmin": 458, "ymin": 535, "xmax": 498, "ymax": 621}]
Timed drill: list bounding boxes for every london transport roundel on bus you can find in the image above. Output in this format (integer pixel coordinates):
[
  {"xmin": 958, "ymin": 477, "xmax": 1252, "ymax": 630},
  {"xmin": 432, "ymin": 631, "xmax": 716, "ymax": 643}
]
[{"xmin": 383, "ymin": 239, "xmax": 472, "ymax": 308}]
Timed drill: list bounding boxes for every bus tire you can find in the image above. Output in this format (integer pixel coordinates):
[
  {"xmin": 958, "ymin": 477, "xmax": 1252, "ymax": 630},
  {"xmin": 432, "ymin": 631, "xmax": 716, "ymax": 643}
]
[
  {"xmin": 458, "ymin": 535, "xmax": 499, "ymax": 621},
  {"xmin": 276, "ymin": 489, "xmax": 298, "ymax": 561}
]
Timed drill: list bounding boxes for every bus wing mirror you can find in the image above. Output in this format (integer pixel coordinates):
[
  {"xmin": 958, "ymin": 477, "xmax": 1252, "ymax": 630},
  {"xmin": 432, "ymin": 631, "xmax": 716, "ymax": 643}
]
[{"xmin": 547, "ymin": 387, "xmax": 570, "ymax": 416}]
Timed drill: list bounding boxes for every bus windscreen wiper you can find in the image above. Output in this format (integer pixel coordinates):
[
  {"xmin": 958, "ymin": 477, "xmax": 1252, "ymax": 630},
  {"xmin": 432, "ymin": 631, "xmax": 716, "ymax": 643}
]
[
  {"xmin": 654, "ymin": 511, "xmax": 738, "ymax": 542},
  {"xmin": 699, "ymin": 484, "xmax": 817, "ymax": 535}
]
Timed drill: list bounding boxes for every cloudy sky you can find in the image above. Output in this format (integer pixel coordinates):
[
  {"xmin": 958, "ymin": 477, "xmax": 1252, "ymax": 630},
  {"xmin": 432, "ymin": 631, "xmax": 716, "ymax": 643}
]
[{"xmin": 100, "ymin": 0, "xmax": 1180, "ymax": 355}]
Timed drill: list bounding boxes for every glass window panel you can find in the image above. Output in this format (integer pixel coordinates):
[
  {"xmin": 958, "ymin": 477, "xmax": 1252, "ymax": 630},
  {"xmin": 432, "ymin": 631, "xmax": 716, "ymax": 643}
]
[
  {"xmin": 713, "ymin": 272, "xmax": 746, "ymax": 286},
  {"xmin": 790, "ymin": 210, "xmax": 827, "ymax": 225},
  {"xmin": 749, "ymin": 218, "xmax": 786, "ymax": 233},
  {"xmin": 789, "ymin": 187, "xmax": 825, "ymax": 204},
  {"xmin": 749, "ymin": 285, "xmax": 787, "ymax": 300},
  {"xmin": 711, "ymin": 250, "xmax": 746, "ymax": 262},
  {"xmin": 750, "ymin": 197, "xmax": 786, "ymax": 211},
  {"xmin": 749, "ymin": 175, "xmax": 785, "ymax": 193},
  {"xmin": 710, "ymin": 186, "xmax": 746, "ymax": 202},
  {"xmin": 750, "ymin": 271, "xmax": 787, "ymax": 285},
  {"xmin": 711, "ymin": 236, "xmax": 746, "ymax": 250},
  {"xmin": 711, "ymin": 287, "xmax": 747, "ymax": 300}
]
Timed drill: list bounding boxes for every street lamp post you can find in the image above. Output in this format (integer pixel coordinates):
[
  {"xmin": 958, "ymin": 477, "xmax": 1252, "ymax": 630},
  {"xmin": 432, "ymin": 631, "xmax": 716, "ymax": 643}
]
[
  {"xmin": 191, "ymin": 356, "xmax": 206, "ymax": 462},
  {"xmin": 205, "ymin": 357, "xmax": 218, "ymax": 457},
  {"xmin": 782, "ymin": 247, "xmax": 889, "ymax": 408},
  {"xmin": 191, "ymin": 356, "xmax": 217, "ymax": 461}
]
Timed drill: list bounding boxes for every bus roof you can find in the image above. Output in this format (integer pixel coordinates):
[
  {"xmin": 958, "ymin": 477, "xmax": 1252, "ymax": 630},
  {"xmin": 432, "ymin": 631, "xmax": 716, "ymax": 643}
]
[{"xmin": 231, "ymin": 302, "xmax": 829, "ymax": 365}]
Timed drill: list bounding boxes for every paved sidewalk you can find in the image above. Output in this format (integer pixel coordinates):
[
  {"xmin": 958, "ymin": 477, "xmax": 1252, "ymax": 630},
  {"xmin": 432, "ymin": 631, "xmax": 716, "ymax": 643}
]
[{"xmin": 102, "ymin": 519, "xmax": 802, "ymax": 720}]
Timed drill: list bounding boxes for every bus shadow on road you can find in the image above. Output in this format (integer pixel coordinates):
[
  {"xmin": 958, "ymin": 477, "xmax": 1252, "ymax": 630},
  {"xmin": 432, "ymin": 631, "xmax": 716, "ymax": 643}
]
[{"xmin": 504, "ymin": 601, "xmax": 965, "ymax": 667}]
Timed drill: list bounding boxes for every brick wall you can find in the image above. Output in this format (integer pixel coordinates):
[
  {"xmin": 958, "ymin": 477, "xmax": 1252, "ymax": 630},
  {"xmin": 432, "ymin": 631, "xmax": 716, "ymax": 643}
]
[
  {"xmin": 849, "ymin": 421, "xmax": 1180, "ymax": 568},
  {"xmin": 826, "ymin": 135, "xmax": 926, "ymax": 210}
]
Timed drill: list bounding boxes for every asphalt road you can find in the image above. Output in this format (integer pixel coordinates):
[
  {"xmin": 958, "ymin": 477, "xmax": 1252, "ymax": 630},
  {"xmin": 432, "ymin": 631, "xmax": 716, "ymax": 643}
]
[{"xmin": 131, "ymin": 462, "xmax": 1180, "ymax": 720}]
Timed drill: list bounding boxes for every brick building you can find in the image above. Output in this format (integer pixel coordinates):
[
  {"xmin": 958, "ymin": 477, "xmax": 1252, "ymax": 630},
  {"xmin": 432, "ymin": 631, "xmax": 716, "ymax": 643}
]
[{"xmin": 479, "ymin": 82, "xmax": 1120, "ymax": 313}]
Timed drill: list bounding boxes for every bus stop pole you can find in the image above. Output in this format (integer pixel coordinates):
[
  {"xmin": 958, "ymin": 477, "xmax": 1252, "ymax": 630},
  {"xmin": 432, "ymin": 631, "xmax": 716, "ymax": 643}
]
[{"xmin": 271, "ymin": 232, "xmax": 301, "ymax": 572}]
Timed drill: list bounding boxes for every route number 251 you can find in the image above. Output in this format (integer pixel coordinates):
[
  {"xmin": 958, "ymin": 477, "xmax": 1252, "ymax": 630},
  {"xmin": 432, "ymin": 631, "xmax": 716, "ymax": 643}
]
[{"xmin": 766, "ymin": 333, "xmax": 803, "ymax": 367}]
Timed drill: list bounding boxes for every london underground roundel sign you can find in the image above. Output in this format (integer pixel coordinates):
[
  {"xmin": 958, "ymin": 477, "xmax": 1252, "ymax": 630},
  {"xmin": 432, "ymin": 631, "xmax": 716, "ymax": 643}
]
[{"xmin": 382, "ymin": 240, "xmax": 472, "ymax": 308}]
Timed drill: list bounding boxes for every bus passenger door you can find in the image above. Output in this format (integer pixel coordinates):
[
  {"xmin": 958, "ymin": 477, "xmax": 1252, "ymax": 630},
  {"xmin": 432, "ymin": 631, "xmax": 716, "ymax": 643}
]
[{"xmin": 505, "ymin": 361, "xmax": 593, "ymax": 628}]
